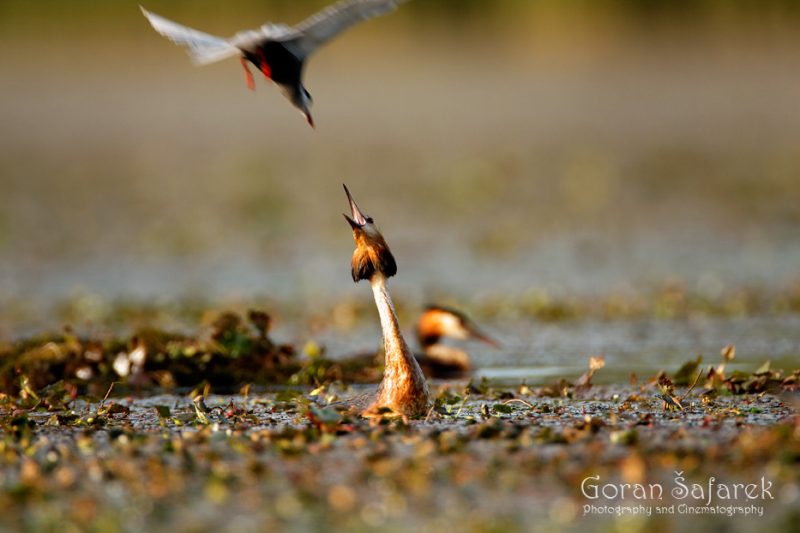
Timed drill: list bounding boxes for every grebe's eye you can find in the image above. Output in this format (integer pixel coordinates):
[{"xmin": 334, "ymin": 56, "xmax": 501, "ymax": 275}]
[{"xmin": 366, "ymin": 217, "xmax": 374, "ymax": 224}]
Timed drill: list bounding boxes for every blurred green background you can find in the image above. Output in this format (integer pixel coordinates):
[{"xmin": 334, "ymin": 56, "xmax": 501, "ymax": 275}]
[{"xmin": 1, "ymin": 0, "xmax": 799, "ymax": 318}]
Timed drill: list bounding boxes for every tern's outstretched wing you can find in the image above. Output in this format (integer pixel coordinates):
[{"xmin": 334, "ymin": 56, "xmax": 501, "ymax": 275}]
[
  {"xmin": 291, "ymin": 0, "xmax": 408, "ymax": 58},
  {"xmin": 140, "ymin": 6, "xmax": 240, "ymax": 65}
]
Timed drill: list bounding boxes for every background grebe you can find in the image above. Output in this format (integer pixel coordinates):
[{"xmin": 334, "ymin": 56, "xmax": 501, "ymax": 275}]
[
  {"xmin": 325, "ymin": 304, "xmax": 498, "ymax": 381},
  {"xmin": 141, "ymin": 0, "xmax": 408, "ymax": 127},
  {"xmin": 415, "ymin": 305, "xmax": 499, "ymax": 378},
  {"xmin": 343, "ymin": 185, "xmax": 430, "ymax": 417}
]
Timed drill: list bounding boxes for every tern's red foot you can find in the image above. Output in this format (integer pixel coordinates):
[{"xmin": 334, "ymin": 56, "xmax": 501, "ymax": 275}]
[{"xmin": 240, "ymin": 57, "xmax": 255, "ymax": 91}]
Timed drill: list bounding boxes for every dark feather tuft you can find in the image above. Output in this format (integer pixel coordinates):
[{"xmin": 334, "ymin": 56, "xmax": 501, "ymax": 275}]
[{"xmin": 351, "ymin": 238, "xmax": 396, "ymax": 282}]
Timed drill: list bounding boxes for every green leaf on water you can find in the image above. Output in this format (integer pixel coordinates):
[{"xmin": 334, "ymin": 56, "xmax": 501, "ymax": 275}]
[
  {"xmin": 493, "ymin": 403, "xmax": 513, "ymax": 414},
  {"xmin": 275, "ymin": 390, "xmax": 303, "ymax": 402},
  {"xmin": 308, "ymin": 405, "xmax": 342, "ymax": 426}
]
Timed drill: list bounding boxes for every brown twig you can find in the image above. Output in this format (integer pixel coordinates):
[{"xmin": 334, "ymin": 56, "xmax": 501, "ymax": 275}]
[
  {"xmin": 680, "ymin": 369, "xmax": 703, "ymax": 401},
  {"xmin": 22, "ymin": 400, "xmax": 42, "ymax": 413},
  {"xmin": 100, "ymin": 381, "xmax": 119, "ymax": 407},
  {"xmin": 502, "ymin": 398, "xmax": 536, "ymax": 409}
]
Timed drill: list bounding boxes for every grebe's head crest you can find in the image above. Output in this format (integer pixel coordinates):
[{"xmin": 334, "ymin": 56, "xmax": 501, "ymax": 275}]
[{"xmin": 343, "ymin": 184, "xmax": 397, "ymax": 282}]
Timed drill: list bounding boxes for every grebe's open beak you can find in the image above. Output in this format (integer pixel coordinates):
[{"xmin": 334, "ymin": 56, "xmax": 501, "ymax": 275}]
[{"xmin": 343, "ymin": 184, "xmax": 368, "ymax": 228}]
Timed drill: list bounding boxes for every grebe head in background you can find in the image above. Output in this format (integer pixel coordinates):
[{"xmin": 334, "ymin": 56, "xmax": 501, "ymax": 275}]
[
  {"xmin": 415, "ymin": 305, "xmax": 500, "ymax": 378},
  {"xmin": 416, "ymin": 305, "xmax": 499, "ymax": 349}
]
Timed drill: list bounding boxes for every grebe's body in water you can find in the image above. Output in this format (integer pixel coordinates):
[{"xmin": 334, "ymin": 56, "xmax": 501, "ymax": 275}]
[{"xmin": 343, "ymin": 185, "xmax": 430, "ymax": 417}]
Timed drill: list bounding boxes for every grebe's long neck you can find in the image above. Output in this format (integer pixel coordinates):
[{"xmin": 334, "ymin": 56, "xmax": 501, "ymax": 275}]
[
  {"xmin": 368, "ymin": 274, "xmax": 430, "ymax": 416},
  {"xmin": 370, "ymin": 275, "xmax": 406, "ymax": 357}
]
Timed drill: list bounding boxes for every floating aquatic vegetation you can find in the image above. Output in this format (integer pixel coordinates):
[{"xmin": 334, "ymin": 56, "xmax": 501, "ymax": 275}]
[
  {"xmin": 0, "ymin": 372, "xmax": 795, "ymax": 531},
  {"xmin": 0, "ymin": 311, "xmax": 797, "ymax": 530},
  {"xmin": 0, "ymin": 311, "xmax": 335, "ymax": 396},
  {"xmin": 0, "ymin": 308, "xmax": 404, "ymax": 399}
]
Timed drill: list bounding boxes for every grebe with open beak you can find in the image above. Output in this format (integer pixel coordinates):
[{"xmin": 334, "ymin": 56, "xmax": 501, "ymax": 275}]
[{"xmin": 343, "ymin": 185, "xmax": 430, "ymax": 417}]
